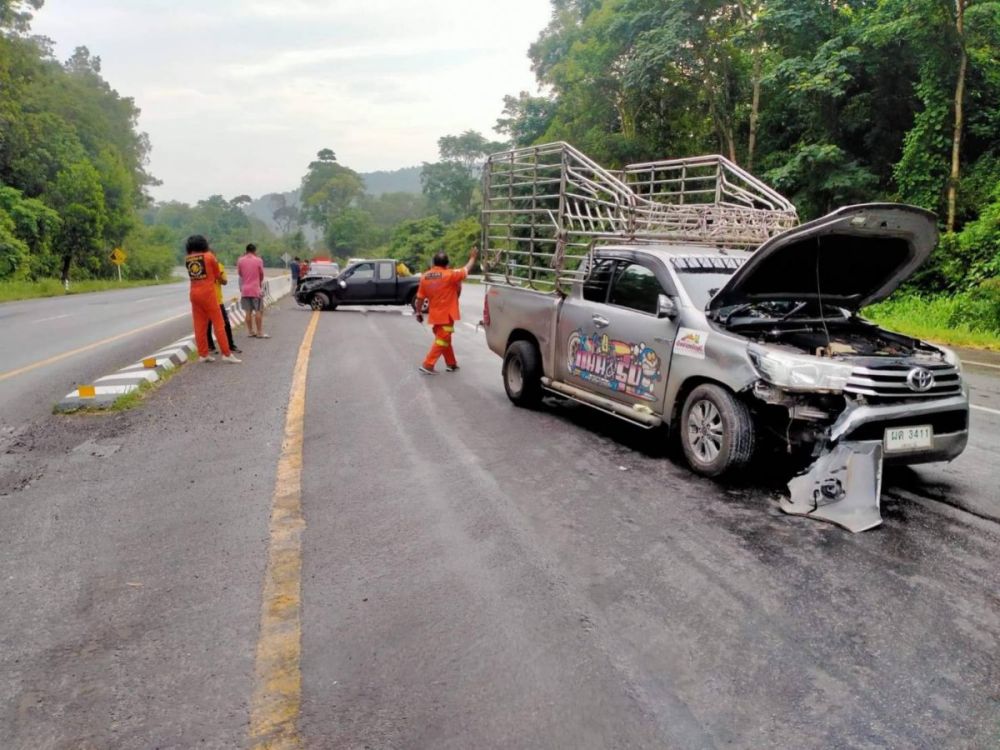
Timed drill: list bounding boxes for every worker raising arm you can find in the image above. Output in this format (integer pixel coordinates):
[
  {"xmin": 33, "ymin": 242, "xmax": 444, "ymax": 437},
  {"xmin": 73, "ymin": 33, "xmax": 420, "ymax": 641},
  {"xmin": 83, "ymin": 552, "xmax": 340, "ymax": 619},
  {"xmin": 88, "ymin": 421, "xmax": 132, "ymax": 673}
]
[{"xmin": 414, "ymin": 246, "xmax": 478, "ymax": 374}]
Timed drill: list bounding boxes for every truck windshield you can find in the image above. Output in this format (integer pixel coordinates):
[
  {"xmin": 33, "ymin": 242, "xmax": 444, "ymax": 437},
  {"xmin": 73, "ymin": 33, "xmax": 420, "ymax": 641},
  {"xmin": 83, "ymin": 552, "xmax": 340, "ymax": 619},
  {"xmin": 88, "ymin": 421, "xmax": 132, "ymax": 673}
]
[{"xmin": 675, "ymin": 269, "xmax": 737, "ymax": 309}]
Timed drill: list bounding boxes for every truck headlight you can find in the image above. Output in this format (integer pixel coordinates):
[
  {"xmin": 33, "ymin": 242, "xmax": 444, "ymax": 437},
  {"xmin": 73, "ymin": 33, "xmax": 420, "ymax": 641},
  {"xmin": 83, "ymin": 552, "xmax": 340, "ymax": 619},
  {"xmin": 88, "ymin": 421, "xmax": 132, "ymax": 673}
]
[
  {"xmin": 941, "ymin": 345, "xmax": 963, "ymax": 372},
  {"xmin": 748, "ymin": 344, "xmax": 854, "ymax": 392},
  {"xmin": 940, "ymin": 346, "xmax": 967, "ymax": 396}
]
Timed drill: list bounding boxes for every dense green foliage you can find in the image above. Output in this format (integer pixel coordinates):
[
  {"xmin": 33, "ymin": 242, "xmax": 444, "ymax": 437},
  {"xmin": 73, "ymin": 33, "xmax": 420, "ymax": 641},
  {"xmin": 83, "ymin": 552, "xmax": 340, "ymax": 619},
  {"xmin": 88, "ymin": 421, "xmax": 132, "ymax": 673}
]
[
  {"xmin": 279, "ymin": 148, "xmax": 471, "ymax": 271},
  {"xmin": 0, "ymin": 2, "xmax": 173, "ymax": 282},
  {"xmin": 496, "ymin": 0, "xmax": 1000, "ymax": 297},
  {"xmin": 141, "ymin": 195, "xmax": 285, "ymax": 268}
]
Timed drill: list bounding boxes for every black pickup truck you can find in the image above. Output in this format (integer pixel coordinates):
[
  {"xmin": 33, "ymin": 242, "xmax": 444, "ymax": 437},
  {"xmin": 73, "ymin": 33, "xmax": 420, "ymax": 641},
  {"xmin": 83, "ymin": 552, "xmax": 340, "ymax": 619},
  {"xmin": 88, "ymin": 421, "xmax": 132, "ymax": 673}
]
[{"xmin": 295, "ymin": 259, "xmax": 420, "ymax": 311}]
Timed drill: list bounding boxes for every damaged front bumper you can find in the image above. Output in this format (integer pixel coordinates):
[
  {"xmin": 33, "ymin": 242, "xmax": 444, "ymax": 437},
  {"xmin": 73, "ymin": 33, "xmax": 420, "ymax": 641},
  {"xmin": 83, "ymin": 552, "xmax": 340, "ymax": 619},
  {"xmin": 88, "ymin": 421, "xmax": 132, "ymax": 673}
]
[{"xmin": 782, "ymin": 395, "xmax": 969, "ymax": 532}]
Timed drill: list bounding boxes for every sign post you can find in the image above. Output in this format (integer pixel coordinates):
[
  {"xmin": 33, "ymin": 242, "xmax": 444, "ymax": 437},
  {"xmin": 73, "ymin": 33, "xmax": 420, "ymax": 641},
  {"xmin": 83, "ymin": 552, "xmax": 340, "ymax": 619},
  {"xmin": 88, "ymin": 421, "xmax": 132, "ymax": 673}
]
[
  {"xmin": 110, "ymin": 247, "xmax": 127, "ymax": 281},
  {"xmin": 281, "ymin": 252, "xmax": 291, "ymax": 267}
]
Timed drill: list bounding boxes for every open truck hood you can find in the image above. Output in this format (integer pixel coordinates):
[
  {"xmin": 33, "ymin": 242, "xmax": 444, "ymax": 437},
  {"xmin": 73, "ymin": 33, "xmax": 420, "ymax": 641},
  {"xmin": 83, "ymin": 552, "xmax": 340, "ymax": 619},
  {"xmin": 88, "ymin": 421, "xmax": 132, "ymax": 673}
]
[{"xmin": 708, "ymin": 204, "xmax": 939, "ymax": 314}]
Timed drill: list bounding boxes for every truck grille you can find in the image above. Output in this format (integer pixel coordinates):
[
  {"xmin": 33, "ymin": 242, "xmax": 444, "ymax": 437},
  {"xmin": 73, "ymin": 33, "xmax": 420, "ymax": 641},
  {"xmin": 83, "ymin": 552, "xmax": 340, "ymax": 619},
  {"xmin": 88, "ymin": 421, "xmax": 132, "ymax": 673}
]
[{"xmin": 844, "ymin": 363, "xmax": 962, "ymax": 400}]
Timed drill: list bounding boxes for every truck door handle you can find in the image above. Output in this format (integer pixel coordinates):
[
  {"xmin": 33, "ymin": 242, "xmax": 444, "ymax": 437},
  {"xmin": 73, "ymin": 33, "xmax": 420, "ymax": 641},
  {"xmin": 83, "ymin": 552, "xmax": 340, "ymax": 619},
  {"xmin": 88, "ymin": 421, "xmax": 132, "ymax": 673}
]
[{"xmin": 592, "ymin": 315, "xmax": 610, "ymax": 328}]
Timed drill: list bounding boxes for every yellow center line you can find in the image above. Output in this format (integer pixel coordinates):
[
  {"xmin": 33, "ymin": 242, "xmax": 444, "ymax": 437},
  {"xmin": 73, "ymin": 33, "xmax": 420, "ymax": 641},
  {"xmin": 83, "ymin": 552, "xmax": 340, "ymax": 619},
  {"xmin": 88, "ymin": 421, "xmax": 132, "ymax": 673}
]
[
  {"xmin": 249, "ymin": 309, "xmax": 320, "ymax": 749},
  {"xmin": 0, "ymin": 311, "xmax": 190, "ymax": 383}
]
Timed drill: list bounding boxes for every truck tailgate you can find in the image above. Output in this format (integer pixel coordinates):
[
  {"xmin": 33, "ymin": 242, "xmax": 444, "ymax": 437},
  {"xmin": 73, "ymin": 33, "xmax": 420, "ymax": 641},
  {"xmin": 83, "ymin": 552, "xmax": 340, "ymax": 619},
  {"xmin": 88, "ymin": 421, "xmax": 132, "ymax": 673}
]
[{"xmin": 484, "ymin": 285, "xmax": 562, "ymax": 378}]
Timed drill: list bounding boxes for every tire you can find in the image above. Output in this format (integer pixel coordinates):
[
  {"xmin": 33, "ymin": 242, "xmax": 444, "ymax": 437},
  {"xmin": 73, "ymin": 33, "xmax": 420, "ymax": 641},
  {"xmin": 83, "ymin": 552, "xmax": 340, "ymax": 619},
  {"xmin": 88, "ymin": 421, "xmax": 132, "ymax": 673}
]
[
  {"xmin": 310, "ymin": 292, "xmax": 331, "ymax": 311},
  {"xmin": 404, "ymin": 289, "xmax": 417, "ymax": 310},
  {"xmin": 679, "ymin": 383, "xmax": 755, "ymax": 477},
  {"xmin": 503, "ymin": 340, "xmax": 543, "ymax": 408}
]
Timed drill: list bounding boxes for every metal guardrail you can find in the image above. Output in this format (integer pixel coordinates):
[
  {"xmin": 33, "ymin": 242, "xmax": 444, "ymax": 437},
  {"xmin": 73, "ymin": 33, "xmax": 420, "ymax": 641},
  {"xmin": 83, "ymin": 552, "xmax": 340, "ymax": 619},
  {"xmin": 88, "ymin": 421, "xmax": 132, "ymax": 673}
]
[{"xmin": 481, "ymin": 142, "xmax": 798, "ymax": 293}]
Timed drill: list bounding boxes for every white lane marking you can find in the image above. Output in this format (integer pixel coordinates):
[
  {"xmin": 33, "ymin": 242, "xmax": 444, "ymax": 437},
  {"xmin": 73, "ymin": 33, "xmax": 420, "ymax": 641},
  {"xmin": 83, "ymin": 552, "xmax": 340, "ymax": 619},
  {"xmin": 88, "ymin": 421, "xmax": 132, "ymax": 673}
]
[
  {"xmin": 130, "ymin": 296, "xmax": 158, "ymax": 304},
  {"xmin": 971, "ymin": 404, "xmax": 1000, "ymax": 416},
  {"xmin": 963, "ymin": 359, "xmax": 1000, "ymax": 371},
  {"xmin": 32, "ymin": 314, "xmax": 71, "ymax": 323},
  {"xmin": 461, "ymin": 322, "xmax": 478, "ymax": 330}
]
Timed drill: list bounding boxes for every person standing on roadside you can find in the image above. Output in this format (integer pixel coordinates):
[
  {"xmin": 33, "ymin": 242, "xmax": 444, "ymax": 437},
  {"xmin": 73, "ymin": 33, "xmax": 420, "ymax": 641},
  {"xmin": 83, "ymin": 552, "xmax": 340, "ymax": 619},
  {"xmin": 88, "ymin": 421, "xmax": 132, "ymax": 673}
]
[
  {"xmin": 291, "ymin": 256, "xmax": 302, "ymax": 290},
  {"xmin": 237, "ymin": 243, "xmax": 269, "ymax": 338},
  {"xmin": 185, "ymin": 235, "xmax": 241, "ymax": 363},
  {"xmin": 207, "ymin": 260, "xmax": 241, "ymax": 355},
  {"xmin": 414, "ymin": 246, "xmax": 478, "ymax": 374}
]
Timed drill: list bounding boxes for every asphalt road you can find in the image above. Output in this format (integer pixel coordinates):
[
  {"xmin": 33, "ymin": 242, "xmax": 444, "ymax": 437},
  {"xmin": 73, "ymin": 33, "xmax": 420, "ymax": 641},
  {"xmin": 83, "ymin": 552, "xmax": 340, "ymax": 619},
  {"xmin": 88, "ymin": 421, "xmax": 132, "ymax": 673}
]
[
  {"xmin": 0, "ymin": 271, "xmax": 284, "ymax": 428},
  {"xmin": 0, "ymin": 286, "xmax": 998, "ymax": 748}
]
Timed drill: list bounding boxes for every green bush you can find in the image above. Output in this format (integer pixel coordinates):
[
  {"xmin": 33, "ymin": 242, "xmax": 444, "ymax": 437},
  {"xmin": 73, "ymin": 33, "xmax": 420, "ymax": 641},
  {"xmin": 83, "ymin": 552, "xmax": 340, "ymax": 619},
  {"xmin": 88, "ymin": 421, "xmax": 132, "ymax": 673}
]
[
  {"xmin": 947, "ymin": 278, "xmax": 1000, "ymax": 333},
  {"xmin": 866, "ymin": 285, "xmax": 1000, "ymax": 349}
]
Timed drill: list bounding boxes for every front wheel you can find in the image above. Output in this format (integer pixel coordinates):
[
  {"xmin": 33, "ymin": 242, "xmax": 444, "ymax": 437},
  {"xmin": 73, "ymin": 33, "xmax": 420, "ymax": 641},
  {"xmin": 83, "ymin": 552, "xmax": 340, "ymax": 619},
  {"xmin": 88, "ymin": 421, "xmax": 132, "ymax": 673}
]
[
  {"xmin": 679, "ymin": 384, "xmax": 755, "ymax": 477},
  {"xmin": 503, "ymin": 340, "xmax": 543, "ymax": 408},
  {"xmin": 310, "ymin": 292, "xmax": 331, "ymax": 311}
]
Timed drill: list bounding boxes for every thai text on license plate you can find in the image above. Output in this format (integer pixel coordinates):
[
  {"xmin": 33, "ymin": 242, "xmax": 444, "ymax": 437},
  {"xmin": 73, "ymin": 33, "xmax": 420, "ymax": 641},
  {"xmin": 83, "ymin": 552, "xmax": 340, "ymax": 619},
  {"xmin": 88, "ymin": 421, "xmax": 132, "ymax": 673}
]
[{"xmin": 884, "ymin": 425, "xmax": 933, "ymax": 452}]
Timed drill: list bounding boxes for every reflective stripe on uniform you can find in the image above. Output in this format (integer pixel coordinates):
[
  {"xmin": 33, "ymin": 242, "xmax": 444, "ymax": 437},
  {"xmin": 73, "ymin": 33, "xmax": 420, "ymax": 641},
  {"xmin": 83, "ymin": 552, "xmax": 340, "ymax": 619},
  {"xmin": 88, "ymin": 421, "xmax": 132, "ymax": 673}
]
[
  {"xmin": 443, "ymin": 326, "xmax": 454, "ymax": 333},
  {"xmin": 435, "ymin": 338, "xmax": 449, "ymax": 347}
]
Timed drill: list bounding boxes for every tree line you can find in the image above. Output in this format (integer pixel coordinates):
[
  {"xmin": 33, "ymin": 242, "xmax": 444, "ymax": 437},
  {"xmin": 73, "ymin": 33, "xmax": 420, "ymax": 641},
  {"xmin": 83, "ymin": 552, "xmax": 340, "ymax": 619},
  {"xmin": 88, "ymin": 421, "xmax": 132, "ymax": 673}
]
[
  {"xmin": 494, "ymin": 0, "xmax": 1000, "ymax": 296},
  {"xmin": 6, "ymin": 0, "xmax": 998, "ymax": 302},
  {"xmin": 0, "ymin": 1, "xmax": 176, "ymax": 282},
  {"xmin": 215, "ymin": 138, "xmax": 501, "ymax": 273}
]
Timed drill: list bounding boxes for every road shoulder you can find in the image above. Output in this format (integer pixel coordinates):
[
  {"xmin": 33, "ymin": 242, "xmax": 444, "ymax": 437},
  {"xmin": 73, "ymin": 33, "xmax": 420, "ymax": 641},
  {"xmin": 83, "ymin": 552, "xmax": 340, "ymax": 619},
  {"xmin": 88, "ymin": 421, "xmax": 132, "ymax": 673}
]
[{"xmin": 0, "ymin": 304, "xmax": 312, "ymax": 748}]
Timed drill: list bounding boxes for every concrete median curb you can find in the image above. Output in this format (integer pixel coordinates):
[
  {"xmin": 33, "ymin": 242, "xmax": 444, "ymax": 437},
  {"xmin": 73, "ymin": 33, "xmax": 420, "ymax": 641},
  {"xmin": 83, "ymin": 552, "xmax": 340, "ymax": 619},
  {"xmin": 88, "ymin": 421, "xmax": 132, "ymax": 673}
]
[{"xmin": 55, "ymin": 274, "xmax": 292, "ymax": 413}]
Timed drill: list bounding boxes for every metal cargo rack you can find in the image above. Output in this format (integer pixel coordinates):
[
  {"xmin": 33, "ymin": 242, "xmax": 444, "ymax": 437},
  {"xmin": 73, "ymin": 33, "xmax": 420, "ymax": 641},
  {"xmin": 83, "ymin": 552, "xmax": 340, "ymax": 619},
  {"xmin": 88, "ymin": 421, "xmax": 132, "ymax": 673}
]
[{"xmin": 481, "ymin": 142, "xmax": 798, "ymax": 293}]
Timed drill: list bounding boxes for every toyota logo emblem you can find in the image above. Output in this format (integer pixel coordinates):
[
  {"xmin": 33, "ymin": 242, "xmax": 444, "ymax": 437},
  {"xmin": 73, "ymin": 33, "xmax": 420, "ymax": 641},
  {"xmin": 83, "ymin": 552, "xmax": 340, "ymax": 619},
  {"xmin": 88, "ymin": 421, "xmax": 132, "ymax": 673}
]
[{"xmin": 906, "ymin": 367, "xmax": 935, "ymax": 392}]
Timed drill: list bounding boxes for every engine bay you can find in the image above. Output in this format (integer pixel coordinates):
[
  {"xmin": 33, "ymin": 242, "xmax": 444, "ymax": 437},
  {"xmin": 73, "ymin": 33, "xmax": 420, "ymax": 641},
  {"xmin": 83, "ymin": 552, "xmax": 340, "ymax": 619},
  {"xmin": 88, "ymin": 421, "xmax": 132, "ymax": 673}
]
[{"xmin": 740, "ymin": 319, "xmax": 943, "ymax": 360}]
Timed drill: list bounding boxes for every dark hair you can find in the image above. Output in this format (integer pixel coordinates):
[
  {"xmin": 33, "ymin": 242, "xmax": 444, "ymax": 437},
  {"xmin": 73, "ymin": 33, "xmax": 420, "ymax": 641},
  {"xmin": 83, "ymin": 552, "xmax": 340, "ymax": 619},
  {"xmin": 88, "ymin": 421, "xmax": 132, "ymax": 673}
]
[
  {"xmin": 294, "ymin": 256, "xmax": 301, "ymax": 261},
  {"xmin": 246, "ymin": 243, "xmax": 257, "ymax": 253},
  {"xmin": 432, "ymin": 252, "xmax": 449, "ymax": 267},
  {"xmin": 185, "ymin": 235, "xmax": 208, "ymax": 253}
]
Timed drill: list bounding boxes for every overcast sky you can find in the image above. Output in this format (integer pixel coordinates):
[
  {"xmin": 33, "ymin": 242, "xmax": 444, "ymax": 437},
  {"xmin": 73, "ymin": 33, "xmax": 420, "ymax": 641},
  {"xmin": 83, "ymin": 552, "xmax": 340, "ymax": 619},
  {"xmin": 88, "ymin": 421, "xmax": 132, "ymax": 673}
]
[{"xmin": 31, "ymin": 0, "xmax": 552, "ymax": 204}]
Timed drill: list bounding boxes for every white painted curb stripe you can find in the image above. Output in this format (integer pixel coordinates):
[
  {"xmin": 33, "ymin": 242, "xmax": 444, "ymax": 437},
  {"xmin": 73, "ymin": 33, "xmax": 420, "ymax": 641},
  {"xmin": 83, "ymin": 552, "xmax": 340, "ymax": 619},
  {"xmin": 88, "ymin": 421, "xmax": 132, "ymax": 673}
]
[
  {"xmin": 72, "ymin": 384, "xmax": 139, "ymax": 397},
  {"xmin": 96, "ymin": 371, "xmax": 160, "ymax": 384}
]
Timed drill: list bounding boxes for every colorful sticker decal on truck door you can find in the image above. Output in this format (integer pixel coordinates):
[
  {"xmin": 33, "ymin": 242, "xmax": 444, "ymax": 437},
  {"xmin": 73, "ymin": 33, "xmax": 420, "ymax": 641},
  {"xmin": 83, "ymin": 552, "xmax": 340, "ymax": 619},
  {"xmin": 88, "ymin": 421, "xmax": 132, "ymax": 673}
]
[
  {"xmin": 673, "ymin": 328, "xmax": 708, "ymax": 359},
  {"xmin": 567, "ymin": 329, "xmax": 662, "ymax": 401}
]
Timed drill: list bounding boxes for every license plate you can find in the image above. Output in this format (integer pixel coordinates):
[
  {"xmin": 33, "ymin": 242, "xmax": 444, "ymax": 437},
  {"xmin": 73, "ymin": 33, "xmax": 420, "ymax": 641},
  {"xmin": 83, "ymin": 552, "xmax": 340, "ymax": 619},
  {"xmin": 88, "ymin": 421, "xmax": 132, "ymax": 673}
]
[{"xmin": 884, "ymin": 425, "xmax": 933, "ymax": 453}]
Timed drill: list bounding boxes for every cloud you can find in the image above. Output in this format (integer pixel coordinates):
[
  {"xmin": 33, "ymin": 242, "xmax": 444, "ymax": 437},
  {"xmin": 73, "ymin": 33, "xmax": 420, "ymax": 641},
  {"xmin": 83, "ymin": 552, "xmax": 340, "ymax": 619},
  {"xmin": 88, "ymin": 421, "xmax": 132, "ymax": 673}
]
[
  {"xmin": 223, "ymin": 36, "xmax": 479, "ymax": 79},
  {"xmin": 29, "ymin": 0, "xmax": 552, "ymax": 203}
]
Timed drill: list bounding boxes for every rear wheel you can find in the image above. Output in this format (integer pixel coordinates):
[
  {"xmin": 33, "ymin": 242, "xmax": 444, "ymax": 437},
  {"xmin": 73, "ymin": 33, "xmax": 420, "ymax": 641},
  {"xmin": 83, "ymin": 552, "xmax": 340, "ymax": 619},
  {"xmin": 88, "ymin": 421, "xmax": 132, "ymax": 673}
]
[
  {"xmin": 679, "ymin": 384, "xmax": 755, "ymax": 477},
  {"xmin": 310, "ymin": 292, "xmax": 331, "ymax": 311},
  {"xmin": 503, "ymin": 340, "xmax": 543, "ymax": 408}
]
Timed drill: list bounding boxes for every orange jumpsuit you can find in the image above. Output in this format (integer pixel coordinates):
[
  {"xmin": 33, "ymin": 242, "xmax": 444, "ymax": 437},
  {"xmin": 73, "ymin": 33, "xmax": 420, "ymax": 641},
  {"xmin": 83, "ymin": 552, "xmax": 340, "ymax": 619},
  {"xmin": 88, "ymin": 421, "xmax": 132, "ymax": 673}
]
[
  {"xmin": 186, "ymin": 251, "xmax": 231, "ymax": 357},
  {"xmin": 417, "ymin": 266, "xmax": 468, "ymax": 369}
]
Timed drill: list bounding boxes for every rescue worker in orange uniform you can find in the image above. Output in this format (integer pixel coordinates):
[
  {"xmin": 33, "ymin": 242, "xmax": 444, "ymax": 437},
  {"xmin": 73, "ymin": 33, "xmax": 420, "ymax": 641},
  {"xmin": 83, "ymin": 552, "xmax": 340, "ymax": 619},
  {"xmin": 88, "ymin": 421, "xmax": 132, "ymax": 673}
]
[
  {"xmin": 184, "ymin": 235, "xmax": 241, "ymax": 364},
  {"xmin": 414, "ymin": 246, "xmax": 478, "ymax": 374}
]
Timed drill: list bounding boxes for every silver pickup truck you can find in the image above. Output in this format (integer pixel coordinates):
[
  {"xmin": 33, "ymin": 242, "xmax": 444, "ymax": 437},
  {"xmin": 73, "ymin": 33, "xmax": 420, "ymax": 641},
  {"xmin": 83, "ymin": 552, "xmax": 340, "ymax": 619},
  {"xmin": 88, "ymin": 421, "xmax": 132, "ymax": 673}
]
[{"xmin": 480, "ymin": 145, "xmax": 968, "ymax": 532}]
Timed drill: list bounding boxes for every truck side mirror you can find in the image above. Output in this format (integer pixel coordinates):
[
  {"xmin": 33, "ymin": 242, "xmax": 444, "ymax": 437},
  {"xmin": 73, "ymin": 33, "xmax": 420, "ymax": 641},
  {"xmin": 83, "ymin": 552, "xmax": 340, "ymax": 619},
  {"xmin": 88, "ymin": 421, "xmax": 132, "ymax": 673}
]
[{"xmin": 657, "ymin": 294, "xmax": 678, "ymax": 319}]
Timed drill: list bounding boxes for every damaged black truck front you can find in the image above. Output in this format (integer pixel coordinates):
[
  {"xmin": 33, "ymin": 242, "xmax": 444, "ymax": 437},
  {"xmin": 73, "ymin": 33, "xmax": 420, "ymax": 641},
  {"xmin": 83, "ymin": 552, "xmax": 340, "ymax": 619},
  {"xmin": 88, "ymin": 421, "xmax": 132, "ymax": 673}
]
[{"xmin": 480, "ymin": 143, "xmax": 968, "ymax": 533}]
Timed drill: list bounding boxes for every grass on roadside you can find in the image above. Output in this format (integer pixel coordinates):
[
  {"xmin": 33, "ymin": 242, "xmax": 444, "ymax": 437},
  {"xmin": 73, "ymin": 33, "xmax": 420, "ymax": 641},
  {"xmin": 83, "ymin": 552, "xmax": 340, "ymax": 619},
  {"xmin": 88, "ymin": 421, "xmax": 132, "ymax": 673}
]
[
  {"xmin": 864, "ymin": 293, "xmax": 1000, "ymax": 351},
  {"xmin": 0, "ymin": 276, "xmax": 177, "ymax": 304}
]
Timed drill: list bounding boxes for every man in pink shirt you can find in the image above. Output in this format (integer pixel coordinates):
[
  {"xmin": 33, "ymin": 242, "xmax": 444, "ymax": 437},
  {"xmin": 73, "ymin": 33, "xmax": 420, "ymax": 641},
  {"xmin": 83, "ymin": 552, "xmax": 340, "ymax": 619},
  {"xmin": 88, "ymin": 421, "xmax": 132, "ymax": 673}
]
[{"xmin": 237, "ymin": 243, "xmax": 269, "ymax": 338}]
